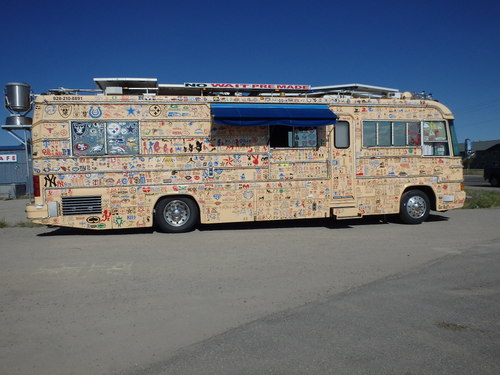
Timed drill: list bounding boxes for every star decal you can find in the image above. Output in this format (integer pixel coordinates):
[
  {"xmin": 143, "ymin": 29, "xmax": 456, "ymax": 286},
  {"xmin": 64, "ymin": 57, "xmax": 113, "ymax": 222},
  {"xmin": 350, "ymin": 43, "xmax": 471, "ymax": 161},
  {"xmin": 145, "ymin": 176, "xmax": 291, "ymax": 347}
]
[{"xmin": 223, "ymin": 156, "xmax": 235, "ymax": 166}]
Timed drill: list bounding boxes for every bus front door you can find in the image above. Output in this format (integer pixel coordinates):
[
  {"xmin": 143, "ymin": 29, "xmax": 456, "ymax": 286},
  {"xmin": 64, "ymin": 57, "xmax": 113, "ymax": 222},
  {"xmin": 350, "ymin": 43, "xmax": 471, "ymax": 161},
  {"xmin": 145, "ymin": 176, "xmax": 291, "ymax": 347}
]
[{"xmin": 330, "ymin": 118, "xmax": 357, "ymax": 218}]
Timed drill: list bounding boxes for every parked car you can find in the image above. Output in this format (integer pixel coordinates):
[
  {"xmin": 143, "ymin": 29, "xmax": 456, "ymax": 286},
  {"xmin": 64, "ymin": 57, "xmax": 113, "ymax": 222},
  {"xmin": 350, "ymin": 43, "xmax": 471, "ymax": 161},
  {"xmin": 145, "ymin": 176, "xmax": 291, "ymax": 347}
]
[{"xmin": 484, "ymin": 167, "xmax": 500, "ymax": 187}]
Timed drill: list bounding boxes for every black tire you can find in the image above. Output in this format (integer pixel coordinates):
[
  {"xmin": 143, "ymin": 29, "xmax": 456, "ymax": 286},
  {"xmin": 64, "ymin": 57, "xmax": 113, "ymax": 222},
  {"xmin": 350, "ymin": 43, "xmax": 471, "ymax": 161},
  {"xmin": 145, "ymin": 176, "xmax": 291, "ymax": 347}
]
[
  {"xmin": 490, "ymin": 176, "xmax": 499, "ymax": 187},
  {"xmin": 399, "ymin": 190, "xmax": 430, "ymax": 224},
  {"xmin": 154, "ymin": 197, "xmax": 199, "ymax": 233}
]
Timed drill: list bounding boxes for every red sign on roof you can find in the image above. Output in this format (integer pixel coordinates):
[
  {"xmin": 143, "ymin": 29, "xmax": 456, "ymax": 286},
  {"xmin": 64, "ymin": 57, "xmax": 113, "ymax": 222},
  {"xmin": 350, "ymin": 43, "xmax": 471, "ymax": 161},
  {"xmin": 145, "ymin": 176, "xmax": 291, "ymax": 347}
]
[{"xmin": 184, "ymin": 82, "xmax": 311, "ymax": 91}]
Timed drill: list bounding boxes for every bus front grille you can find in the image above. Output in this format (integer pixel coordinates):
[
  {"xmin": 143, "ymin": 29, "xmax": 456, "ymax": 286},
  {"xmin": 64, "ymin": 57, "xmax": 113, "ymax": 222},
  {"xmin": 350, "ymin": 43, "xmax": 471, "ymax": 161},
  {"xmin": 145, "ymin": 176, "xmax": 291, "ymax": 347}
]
[{"xmin": 62, "ymin": 196, "xmax": 102, "ymax": 216}]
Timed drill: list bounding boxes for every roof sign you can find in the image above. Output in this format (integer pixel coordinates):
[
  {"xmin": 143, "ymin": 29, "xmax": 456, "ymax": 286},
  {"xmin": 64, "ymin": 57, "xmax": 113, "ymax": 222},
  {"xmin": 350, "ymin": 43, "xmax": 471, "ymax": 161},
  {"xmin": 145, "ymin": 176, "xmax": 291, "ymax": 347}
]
[{"xmin": 184, "ymin": 82, "xmax": 311, "ymax": 91}]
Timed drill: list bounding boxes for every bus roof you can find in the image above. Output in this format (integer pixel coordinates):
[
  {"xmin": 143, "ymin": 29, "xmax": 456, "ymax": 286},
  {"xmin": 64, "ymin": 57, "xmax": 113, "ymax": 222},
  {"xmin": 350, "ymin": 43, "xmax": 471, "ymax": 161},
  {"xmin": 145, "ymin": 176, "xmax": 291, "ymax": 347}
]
[{"xmin": 90, "ymin": 78, "xmax": 402, "ymax": 98}]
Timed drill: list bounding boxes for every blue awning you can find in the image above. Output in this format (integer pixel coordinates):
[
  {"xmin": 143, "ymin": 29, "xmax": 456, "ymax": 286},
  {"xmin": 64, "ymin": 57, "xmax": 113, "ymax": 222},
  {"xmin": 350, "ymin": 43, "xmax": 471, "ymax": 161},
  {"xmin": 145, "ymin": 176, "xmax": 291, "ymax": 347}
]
[{"xmin": 211, "ymin": 104, "xmax": 337, "ymax": 127}]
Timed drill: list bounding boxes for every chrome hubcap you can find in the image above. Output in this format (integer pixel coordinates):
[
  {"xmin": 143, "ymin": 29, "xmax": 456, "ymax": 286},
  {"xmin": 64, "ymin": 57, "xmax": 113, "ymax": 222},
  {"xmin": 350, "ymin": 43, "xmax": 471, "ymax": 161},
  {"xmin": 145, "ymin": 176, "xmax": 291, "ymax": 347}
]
[
  {"xmin": 406, "ymin": 196, "xmax": 426, "ymax": 219},
  {"xmin": 163, "ymin": 200, "xmax": 190, "ymax": 227}
]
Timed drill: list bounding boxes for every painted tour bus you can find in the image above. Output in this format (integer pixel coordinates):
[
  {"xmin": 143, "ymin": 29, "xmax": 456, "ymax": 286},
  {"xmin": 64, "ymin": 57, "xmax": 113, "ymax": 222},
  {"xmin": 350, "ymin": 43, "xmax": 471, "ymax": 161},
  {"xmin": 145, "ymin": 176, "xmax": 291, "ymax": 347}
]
[{"xmin": 5, "ymin": 78, "xmax": 465, "ymax": 232}]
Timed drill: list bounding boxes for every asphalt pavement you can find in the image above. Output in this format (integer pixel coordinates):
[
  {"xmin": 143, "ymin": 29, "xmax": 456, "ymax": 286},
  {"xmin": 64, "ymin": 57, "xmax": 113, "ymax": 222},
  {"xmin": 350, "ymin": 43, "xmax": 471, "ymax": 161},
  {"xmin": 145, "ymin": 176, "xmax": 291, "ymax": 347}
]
[
  {"xmin": 0, "ymin": 198, "xmax": 30, "ymax": 225},
  {"xmin": 133, "ymin": 239, "xmax": 499, "ymax": 375},
  {"xmin": 1, "ymin": 201, "xmax": 499, "ymax": 375}
]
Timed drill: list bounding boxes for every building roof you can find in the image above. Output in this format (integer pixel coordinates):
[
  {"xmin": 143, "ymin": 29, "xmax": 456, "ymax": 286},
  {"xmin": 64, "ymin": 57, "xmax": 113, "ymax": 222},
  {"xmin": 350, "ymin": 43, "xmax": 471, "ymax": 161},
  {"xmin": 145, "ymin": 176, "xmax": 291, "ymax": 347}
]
[
  {"xmin": 459, "ymin": 139, "xmax": 500, "ymax": 153},
  {"xmin": 0, "ymin": 145, "xmax": 25, "ymax": 151}
]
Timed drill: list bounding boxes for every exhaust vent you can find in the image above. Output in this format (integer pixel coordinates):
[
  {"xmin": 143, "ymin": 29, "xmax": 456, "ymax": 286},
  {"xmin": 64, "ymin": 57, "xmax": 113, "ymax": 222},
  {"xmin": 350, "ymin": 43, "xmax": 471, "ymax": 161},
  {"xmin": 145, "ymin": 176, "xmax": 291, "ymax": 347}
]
[{"xmin": 62, "ymin": 196, "xmax": 102, "ymax": 216}]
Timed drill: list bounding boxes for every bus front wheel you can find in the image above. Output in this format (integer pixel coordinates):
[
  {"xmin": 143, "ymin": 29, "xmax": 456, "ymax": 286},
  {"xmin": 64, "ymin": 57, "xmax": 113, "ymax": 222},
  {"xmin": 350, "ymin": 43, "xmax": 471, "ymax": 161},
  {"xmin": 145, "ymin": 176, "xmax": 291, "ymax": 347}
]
[
  {"xmin": 155, "ymin": 197, "xmax": 199, "ymax": 233},
  {"xmin": 399, "ymin": 190, "xmax": 430, "ymax": 224}
]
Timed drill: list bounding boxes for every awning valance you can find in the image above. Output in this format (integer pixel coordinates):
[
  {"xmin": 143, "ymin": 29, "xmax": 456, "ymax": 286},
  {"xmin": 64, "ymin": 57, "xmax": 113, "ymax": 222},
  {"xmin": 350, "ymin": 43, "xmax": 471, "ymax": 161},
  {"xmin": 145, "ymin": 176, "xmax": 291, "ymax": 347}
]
[{"xmin": 211, "ymin": 104, "xmax": 337, "ymax": 127}]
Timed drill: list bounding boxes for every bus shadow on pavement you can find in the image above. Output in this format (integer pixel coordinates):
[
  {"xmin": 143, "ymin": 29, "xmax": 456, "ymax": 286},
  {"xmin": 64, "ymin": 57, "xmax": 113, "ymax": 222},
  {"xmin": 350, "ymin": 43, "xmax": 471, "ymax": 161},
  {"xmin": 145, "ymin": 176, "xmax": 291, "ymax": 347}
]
[
  {"xmin": 197, "ymin": 213, "xmax": 449, "ymax": 231},
  {"xmin": 425, "ymin": 213, "xmax": 451, "ymax": 223},
  {"xmin": 37, "ymin": 226, "xmax": 155, "ymax": 236},
  {"xmin": 36, "ymin": 213, "xmax": 449, "ymax": 236}
]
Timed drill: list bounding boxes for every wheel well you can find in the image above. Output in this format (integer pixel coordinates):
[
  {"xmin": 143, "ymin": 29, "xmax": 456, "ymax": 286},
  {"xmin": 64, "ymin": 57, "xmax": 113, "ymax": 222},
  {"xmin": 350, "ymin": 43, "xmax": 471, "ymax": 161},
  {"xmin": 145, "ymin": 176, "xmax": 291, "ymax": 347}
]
[
  {"xmin": 153, "ymin": 195, "xmax": 200, "ymax": 217},
  {"xmin": 402, "ymin": 186, "xmax": 436, "ymax": 211}
]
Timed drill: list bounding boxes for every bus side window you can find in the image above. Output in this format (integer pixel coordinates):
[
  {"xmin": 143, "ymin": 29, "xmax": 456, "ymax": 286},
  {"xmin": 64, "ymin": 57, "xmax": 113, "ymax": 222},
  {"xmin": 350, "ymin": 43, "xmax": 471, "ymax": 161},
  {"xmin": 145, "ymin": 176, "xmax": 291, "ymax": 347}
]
[
  {"xmin": 334, "ymin": 121, "xmax": 350, "ymax": 148},
  {"xmin": 362, "ymin": 121, "xmax": 421, "ymax": 148},
  {"xmin": 270, "ymin": 125, "xmax": 318, "ymax": 148}
]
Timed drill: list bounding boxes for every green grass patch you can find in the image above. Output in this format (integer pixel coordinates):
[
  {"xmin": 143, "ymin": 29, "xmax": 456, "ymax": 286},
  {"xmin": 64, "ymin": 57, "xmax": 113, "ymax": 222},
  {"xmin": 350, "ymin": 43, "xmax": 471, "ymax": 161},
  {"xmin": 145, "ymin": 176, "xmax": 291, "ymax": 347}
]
[
  {"xmin": 0, "ymin": 219, "xmax": 43, "ymax": 228},
  {"xmin": 15, "ymin": 221, "xmax": 44, "ymax": 228},
  {"xmin": 464, "ymin": 189, "xmax": 500, "ymax": 209}
]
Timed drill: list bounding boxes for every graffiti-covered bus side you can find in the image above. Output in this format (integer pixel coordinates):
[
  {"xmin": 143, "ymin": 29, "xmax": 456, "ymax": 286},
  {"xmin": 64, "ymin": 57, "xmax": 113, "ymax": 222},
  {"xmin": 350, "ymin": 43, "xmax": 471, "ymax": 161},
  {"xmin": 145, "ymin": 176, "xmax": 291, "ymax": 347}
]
[{"xmin": 20, "ymin": 80, "xmax": 465, "ymax": 232}]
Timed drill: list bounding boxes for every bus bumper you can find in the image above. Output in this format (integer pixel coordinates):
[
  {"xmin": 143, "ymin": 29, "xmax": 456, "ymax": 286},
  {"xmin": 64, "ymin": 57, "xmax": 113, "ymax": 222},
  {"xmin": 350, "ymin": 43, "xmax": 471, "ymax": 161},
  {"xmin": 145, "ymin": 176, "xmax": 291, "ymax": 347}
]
[
  {"xmin": 437, "ymin": 190, "xmax": 466, "ymax": 210},
  {"xmin": 26, "ymin": 203, "xmax": 48, "ymax": 220}
]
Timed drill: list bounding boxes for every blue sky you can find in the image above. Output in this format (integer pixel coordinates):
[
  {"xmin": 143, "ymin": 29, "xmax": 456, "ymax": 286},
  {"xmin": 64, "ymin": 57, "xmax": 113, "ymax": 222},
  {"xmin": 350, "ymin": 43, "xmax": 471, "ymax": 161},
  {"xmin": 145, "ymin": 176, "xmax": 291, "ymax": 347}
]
[{"xmin": 1, "ymin": 0, "xmax": 499, "ymax": 146}]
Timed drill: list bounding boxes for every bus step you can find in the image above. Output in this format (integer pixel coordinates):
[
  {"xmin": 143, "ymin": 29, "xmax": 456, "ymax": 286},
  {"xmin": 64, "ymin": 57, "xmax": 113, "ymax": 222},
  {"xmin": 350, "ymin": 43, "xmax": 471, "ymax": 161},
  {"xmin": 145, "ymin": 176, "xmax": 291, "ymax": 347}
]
[
  {"xmin": 332, "ymin": 207, "xmax": 360, "ymax": 219},
  {"xmin": 336, "ymin": 215, "xmax": 362, "ymax": 220}
]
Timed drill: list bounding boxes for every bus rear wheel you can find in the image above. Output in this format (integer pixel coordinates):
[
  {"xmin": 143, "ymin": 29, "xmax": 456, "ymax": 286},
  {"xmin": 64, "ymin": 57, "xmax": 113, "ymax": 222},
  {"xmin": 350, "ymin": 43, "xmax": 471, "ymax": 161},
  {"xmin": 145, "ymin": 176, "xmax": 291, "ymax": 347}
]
[
  {"xmin": 155, "ymin": 197, "xmax": 199, "ymax": 233},
  {"xmin": 399, "ymin": 190, "xmax": 430, "ymax": 224}
]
